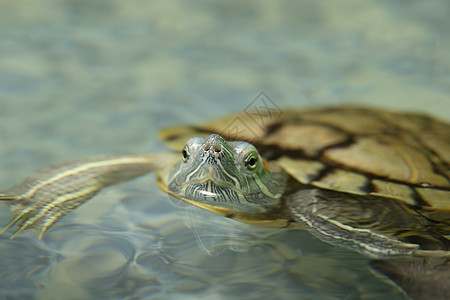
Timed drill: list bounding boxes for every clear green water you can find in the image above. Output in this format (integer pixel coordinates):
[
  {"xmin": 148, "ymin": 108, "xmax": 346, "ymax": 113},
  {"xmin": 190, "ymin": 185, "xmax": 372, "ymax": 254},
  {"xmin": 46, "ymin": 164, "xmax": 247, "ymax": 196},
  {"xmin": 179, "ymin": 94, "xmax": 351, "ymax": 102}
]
[{"xmin": 0, "ymin": 1, "xmax": 449, "ymax": 299}]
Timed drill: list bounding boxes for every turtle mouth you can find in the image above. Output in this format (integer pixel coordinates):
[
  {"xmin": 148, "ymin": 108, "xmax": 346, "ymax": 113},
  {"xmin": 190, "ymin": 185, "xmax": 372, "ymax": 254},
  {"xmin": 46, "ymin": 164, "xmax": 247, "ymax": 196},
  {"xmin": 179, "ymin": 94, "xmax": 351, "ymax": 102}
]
[
  {"xmin": 182, "ymin": 162, "xmax": 245, "ymax": 191},
  {"xmin": 182, "ymin": 180, "xmax": 244, "ymax": 204},
  {"xmin": 176, "ymin": 178, "xmax": 280, "ymax": 213},
  {"xmin": 181, "ymin": 177, "xmax": 251, "ymax": 197}
]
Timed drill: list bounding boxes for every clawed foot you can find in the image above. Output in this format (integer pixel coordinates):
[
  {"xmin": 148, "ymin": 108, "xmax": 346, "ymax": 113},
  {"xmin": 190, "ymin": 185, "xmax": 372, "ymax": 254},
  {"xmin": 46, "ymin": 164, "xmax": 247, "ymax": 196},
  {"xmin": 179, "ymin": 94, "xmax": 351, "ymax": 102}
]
[{"xmin": 0, "ymin": 193, "xmax": 75, "ymax": 239}]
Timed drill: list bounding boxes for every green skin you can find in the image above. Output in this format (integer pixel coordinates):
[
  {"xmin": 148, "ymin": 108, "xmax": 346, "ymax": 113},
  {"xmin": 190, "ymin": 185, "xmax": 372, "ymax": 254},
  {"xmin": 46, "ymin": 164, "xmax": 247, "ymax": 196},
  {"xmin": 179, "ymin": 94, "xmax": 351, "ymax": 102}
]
[
  {"xmin": 164, "ymin": 134, "xmax": 448, "ymax": 258},
  {"xmin": 167, "ymin": 134, "xmax": 286, "ymax": 213},
  {"xmin": 1, "ymin": 132, "xmax": 448, "ymax": 300},
  {"xmin": 0, "ymin": 134, "xmax": 448, "ymax": 258}
]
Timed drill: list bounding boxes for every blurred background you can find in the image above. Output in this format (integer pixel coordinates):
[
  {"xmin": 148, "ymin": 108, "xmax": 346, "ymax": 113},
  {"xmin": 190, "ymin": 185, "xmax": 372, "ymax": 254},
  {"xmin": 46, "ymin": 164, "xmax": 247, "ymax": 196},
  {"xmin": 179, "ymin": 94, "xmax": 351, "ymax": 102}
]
[{"xmin": 0, "ymin": 1, "xmax": 449, "ymax": 299}]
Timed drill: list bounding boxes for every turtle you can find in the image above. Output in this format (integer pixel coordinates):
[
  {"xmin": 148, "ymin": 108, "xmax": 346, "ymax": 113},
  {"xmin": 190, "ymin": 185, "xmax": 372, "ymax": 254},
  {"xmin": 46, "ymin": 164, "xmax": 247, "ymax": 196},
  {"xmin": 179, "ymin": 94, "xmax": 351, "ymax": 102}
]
[{"xmin": 0, "ymin": 107, "xmax": 449, "ymax": 260}]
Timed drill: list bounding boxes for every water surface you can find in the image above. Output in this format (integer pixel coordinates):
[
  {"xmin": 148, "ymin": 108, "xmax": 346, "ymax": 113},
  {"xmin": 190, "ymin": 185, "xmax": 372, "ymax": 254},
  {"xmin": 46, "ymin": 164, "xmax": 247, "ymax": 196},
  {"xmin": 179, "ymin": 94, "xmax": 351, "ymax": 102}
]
[{"xmin": 1, "ymin": 1, "xmax": 449, "ymax": 299}]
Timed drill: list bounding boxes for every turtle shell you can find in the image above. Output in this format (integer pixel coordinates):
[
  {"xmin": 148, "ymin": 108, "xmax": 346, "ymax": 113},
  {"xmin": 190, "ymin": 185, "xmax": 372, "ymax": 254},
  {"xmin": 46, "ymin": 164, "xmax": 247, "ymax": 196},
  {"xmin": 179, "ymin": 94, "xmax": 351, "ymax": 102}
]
[{"xmin": 160, "ymin": 107, "xmax": 450, "ymax": 215}]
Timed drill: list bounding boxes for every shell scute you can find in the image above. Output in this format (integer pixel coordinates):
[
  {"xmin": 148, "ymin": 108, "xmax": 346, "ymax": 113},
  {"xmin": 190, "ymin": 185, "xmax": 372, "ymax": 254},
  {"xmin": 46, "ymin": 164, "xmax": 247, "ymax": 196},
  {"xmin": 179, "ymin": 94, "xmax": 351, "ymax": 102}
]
[{"xmin": 160, "ymin": 107, "xmax": 450, "ymax": 210}]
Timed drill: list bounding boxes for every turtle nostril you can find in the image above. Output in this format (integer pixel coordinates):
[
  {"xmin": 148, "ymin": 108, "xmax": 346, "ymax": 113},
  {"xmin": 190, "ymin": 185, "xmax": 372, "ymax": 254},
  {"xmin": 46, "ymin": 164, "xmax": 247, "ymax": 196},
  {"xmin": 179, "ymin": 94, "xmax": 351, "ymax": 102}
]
[
  {"xmin": 204, "ymin": 142, "xmax": 211, "ymax": 151},
  {"xmin": 213, "ymin": 143, "xmax": 222, "ymax": 153}
]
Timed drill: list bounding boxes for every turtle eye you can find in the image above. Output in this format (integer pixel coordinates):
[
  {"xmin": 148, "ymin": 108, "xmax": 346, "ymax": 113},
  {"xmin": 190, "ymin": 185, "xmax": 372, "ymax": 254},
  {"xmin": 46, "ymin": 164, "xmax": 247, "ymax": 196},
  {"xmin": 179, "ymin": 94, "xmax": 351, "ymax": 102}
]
[
  {"xmin": 182, "ymin": 145, "xmax": 190, "ymax": 162},
  {"xmin": 244, "ymin": 151, "xmax": 259, "ymax": 171}
]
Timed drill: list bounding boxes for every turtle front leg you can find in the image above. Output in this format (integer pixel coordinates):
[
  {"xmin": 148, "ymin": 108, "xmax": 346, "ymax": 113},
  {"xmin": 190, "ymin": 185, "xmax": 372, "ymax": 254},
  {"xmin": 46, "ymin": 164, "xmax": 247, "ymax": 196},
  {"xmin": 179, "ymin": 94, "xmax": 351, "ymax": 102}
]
[
  {"xmin": 287, "ymin": 189, "xmax": 447, "ymax": 258},
  {"xmin": 0, "ymin": 153, "xmax": 178, "ymax": 238}
]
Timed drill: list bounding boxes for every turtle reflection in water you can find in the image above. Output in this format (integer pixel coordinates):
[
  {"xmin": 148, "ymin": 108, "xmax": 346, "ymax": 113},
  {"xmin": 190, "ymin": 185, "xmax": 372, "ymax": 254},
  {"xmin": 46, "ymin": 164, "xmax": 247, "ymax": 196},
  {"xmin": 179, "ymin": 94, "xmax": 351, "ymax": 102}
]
[{"xmin": 1, "ymin": 107, "xmax": 449, "ymax": 299}]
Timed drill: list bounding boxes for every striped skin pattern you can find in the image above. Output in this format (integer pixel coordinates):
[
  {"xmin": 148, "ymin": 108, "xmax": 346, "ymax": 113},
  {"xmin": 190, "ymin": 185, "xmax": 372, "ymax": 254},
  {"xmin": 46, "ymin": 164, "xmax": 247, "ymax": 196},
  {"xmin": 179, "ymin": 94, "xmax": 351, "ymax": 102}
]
[
  {"xmin": 167, "ymin": 134, "xmax": 286, "ymax": 213},
  {"xmin": 0, "ymin": 153, "xmax": 178, "ymax": 238},
  {"xmin": 0, "ymin": 107, "xmax": 448, "ymax": 259},
  {"xmin": 162, "ymin": 107, "xmax": 450, "ymax": 212},
  {"xmin": 1, "ymin": 107, "xmax": 449, "ymax": 300},
  {"xmin": 160, "ymin": 107, "xmax": 450, "ymax": 257}
]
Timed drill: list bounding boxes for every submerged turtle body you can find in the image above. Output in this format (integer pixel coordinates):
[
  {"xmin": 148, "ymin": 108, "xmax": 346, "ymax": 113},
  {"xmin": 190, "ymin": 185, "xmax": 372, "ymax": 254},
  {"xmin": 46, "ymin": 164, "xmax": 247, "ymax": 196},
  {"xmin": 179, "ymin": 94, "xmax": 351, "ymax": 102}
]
[
  {"xmin": 159, "ymin": 107, "xmax": 450, "ymax": 255},
  {"xmin": 1, "ymin": 107, "xmax": 449, "ymax": 258}
]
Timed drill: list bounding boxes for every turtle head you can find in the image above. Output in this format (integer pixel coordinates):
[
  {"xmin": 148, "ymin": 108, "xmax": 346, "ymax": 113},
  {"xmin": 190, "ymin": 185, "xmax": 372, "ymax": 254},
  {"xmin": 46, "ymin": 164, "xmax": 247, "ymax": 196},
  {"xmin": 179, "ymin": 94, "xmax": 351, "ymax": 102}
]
[{"xmin": 167, "ymin": 134, "xmax": 286, "ymax": 213}]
